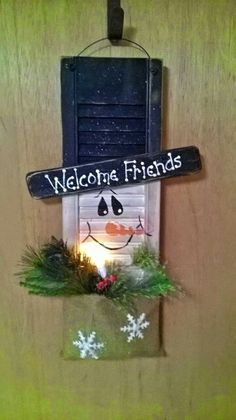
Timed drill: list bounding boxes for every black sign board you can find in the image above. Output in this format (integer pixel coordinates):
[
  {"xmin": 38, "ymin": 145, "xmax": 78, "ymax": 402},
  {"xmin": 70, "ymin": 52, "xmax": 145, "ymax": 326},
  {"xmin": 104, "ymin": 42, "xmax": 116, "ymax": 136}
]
[{"xmin": 26, "ymin": 146, "xmax": 201, "ymax": 199}]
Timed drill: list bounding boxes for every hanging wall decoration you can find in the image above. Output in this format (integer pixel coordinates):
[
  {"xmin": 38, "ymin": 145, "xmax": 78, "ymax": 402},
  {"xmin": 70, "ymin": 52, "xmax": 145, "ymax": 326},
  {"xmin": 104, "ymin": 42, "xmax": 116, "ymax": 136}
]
[{"xmin": 17, "ymin": 1, "xmax": 202, "ymax": 360}]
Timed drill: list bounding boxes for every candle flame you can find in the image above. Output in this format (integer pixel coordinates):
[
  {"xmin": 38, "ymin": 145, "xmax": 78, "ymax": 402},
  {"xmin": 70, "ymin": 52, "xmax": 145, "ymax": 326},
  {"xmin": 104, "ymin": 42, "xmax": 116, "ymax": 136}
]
[{"xmin": 79, "ymin": 242, "xmax": 111, "ymax": 278}]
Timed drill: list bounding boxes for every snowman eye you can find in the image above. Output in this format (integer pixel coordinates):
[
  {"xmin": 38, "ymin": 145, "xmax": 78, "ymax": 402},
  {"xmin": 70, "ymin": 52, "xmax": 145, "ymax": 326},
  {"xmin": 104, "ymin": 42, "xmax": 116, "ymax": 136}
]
[
  {"xmin": 98, "ymin": 197, "xmax": 108, "ymax": 216},
  {"xmin": 111, "ymin": 195, "xmax": 123, "ymax": 216}
]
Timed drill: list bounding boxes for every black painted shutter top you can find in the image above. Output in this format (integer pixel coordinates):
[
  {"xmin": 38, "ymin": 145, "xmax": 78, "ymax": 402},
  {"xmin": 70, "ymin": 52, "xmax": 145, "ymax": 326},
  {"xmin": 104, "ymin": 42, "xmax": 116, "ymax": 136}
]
[{"xmin": 61, "ymin": 57, "xmax": 162, "ymax": 166}]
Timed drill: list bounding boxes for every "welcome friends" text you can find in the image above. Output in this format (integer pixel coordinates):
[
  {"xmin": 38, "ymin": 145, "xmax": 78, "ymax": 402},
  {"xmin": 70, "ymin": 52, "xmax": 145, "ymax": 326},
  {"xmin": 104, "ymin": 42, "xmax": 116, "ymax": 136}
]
[{"xmin": 44, "ymin": 152, "xmax": 182, "ymax": 195}]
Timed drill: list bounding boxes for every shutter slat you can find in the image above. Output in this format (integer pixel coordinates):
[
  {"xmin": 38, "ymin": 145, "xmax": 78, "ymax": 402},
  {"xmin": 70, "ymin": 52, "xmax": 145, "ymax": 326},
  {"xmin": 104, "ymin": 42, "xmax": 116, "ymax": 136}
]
[
  {"xmin": 79, "ymin": 117, "xmax": 145, "ymax": 132},
  {"xmin": 79, "ymin": 207, "xmax": 145, "ymax": 218},
  {"xmin": 78, "ymin": 132, "xmax": 145, "ymax": 145},
  {"xmin": 78, "ymin": 144, "xmax": 145, "ymax": 157},
  {"xmin": 78, "ymin": 104, "xmax": 145, "ymax": 118},
  {"xmin": 80, "ymin": 195, "xmax": 144, "ymax": 207}
]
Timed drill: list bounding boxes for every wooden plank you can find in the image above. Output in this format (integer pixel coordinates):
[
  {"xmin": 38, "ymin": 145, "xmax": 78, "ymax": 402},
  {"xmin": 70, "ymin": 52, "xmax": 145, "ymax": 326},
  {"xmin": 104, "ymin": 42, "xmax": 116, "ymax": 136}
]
[{"xmin": 27, "ymin": 146, "xmax": 201, "ymax": 199}]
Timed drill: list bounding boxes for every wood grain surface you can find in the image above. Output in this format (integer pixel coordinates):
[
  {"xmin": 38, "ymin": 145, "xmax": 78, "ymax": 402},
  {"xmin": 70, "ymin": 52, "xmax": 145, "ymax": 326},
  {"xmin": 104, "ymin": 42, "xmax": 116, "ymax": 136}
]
[{"xmin": 0, "ymin": 0, "xmax": 236, "ymax": 419}]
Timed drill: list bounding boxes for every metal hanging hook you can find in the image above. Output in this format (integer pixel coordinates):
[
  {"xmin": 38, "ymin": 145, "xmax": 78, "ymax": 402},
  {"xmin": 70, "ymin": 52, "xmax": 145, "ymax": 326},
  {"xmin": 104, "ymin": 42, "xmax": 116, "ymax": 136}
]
[{"xmin": 107, "ymin": 0, "xmax": 124, "ymax": 40}]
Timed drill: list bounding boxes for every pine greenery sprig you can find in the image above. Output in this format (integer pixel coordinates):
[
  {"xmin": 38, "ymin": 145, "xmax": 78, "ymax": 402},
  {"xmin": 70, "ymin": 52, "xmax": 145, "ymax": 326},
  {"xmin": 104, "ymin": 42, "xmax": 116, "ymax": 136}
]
[
  {"xmin": 17, "ymin": 239, "xmax": 178, "ymax": 304},
  {"xmin": 104, "ymin": 244, "xmax": 177, "ymax": 305},
  {"xmin": 17, "ymin": 237, "xmax": 99, "ymax": 296}
]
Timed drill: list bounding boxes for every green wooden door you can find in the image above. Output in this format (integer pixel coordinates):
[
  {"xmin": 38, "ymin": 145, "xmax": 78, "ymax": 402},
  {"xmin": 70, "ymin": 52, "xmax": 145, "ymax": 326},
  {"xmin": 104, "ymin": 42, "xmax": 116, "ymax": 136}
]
[{"xmin": 0, "ymin": 0, "xmax": 235, "ymax": 418}]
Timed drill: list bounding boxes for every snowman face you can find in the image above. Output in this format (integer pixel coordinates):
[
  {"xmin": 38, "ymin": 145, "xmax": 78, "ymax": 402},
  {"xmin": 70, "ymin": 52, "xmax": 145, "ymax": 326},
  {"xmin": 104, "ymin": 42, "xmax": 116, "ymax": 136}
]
[{"xmin": 81, "ymin": 188, "xmax": 151, "ymax": 251}]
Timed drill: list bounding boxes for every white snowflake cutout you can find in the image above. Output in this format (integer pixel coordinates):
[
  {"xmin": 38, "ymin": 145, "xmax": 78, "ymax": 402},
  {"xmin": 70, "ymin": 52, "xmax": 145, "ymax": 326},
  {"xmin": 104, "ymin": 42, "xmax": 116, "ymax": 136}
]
[
  {"xmin": 73, "ymin": 331, "xmax": 104, "ymax": 359},
  {"xmin": 120, "ymin": 313, "xmax": 150, "ymax": 342}
]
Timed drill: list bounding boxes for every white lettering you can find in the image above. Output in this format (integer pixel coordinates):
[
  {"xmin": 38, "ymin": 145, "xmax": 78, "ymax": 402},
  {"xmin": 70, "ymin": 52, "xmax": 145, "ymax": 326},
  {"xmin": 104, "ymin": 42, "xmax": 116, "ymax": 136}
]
[
  {"xmin": 74, "ymin": 168, "xmax": 80, "ymax": 189},
  {"xmin": 110, "ymin": 169, "xmax": 119, "ymax": 181},
  {"xmin": 165, "ymin": 152, "xmax": 175, "ymax": 171},
  {"xmin": 174, "ymin": 155, "xmax": 182, "ymax": 169},
  {"xmin": 140, "ymin": 161, "xmax": 146, "ymax": 179},
  {"xmin": 66, "ymin": 176, "xmax": 76, "ymax": 190},
  {"xmin": 42, "ymin": 152, "xmax": 182, "ymax": 197},
  {"xmin": 124, "ymin": 160, "xmax": 136, "ymax": 182},
  {"xmin": 79, "ymin": 175, "xmax": 88, "ymax": 187},
  {"xmin": 132, "ymin": 164, "xmax": 141, "ymax": 180},
  {"xmin": 147, "ymin": 164, "xmax": 155, "ymax": 177},
  {"xmin": 95, "ymin": 169, "xmax": 111, "ymax": 186},
  {"xmin": 44, "ymin": 169, "xmax": 67, "ymax": 194},
  {"xmin": 153, "ymin": 161, "xmax": 166, "ymax": 176},
  {"xmin": 87, "ymin": 172, "xmax": 97, "ymax": 184}
]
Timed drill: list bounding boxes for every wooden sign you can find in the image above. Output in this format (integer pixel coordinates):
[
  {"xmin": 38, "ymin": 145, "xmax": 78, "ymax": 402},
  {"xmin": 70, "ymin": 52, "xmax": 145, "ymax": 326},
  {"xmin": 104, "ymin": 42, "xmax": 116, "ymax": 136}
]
[{"xmin": 26, "ymin": 146, "xmax": 201, "ymax": 199}]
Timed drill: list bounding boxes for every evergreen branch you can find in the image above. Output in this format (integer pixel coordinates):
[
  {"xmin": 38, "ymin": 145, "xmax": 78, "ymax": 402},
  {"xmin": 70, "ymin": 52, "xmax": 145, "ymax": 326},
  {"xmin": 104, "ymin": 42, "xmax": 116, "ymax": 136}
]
[
  {"xmin": 104, "ymin": 244, "xmax": 178, "ymax": 305},
  {"xmin": 17, "ymin": 239, "xmax": 178, "ymax": 304},
  {"xmin": 17, "ymin": 237, "xmax": 99, "ymax": 296}
]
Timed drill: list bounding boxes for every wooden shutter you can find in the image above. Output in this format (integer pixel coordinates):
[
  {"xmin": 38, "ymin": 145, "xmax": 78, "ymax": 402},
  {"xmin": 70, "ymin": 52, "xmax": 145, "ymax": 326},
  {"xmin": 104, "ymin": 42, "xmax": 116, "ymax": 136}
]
[{"xmin": 61, "ymin": 56, "xmax": 162, "ymax": 263}]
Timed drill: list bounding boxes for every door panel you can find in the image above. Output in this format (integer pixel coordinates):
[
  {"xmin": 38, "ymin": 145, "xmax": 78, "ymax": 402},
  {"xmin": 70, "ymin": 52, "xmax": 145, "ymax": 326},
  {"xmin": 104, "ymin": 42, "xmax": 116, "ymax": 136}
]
[{"xmin": 0, "ymin": 0, "xmax": 235, "ymax": 419}]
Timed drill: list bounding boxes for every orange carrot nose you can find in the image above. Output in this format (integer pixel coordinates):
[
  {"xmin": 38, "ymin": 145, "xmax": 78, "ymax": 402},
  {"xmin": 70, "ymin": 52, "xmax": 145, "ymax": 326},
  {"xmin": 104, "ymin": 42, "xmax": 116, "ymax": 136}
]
[{"xmin": 105, "ymin": 221, "xmax": 134, "ymax": 236}]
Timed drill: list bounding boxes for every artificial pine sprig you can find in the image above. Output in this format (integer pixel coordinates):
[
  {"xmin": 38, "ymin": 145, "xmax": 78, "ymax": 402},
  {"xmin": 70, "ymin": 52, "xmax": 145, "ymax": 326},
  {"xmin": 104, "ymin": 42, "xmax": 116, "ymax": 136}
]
[
  {"xmin": 105, "ymin": 244, "xmax": 176, "ymax": 305},
  {"xmin": 17, "ymin": 237, "xmax": 99, "ymax": 296},
  {"xmin": 17, "ymin": 239, "xmax": 177, "ymax": 304}
]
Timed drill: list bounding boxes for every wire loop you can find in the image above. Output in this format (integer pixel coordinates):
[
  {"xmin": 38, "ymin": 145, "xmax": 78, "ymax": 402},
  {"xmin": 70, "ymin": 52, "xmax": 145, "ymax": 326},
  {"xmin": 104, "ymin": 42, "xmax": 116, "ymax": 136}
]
[{"xmin": 77, "ymin": 37, "xmax": 150, "ymax": 58}]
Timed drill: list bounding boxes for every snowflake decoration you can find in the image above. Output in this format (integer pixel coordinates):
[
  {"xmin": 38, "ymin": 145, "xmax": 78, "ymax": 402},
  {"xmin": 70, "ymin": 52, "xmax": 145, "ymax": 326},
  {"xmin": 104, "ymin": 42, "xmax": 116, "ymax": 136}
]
[
  {"xmin": 120, "ymin": 313, "xmax": 150, "ymax": 342},
  {"xmin": 73, "ymin": 331, "xmax": 104, "ymax": 359}
]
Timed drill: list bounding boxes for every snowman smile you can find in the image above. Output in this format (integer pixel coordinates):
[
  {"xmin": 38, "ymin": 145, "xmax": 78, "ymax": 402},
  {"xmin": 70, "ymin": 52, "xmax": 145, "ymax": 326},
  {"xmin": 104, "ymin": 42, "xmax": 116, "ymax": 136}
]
[{"xmin": 82, "ymin": 217, "xmax": 151, "ymax": 251}]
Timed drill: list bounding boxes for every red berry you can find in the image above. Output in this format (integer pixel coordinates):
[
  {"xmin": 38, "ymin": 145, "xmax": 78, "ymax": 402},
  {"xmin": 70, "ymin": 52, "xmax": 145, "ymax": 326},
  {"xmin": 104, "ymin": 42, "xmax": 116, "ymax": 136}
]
[{"xmin": 108, "ymin": 274, "xmax": 117, "ymax": 283}]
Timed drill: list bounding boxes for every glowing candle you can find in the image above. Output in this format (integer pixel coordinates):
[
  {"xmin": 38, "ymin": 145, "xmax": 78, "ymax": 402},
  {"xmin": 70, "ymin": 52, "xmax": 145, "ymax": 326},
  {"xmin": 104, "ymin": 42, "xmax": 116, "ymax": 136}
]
[{"xmin": 79, "ymin": 242, "xmax": 110, "ymax": 279}]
